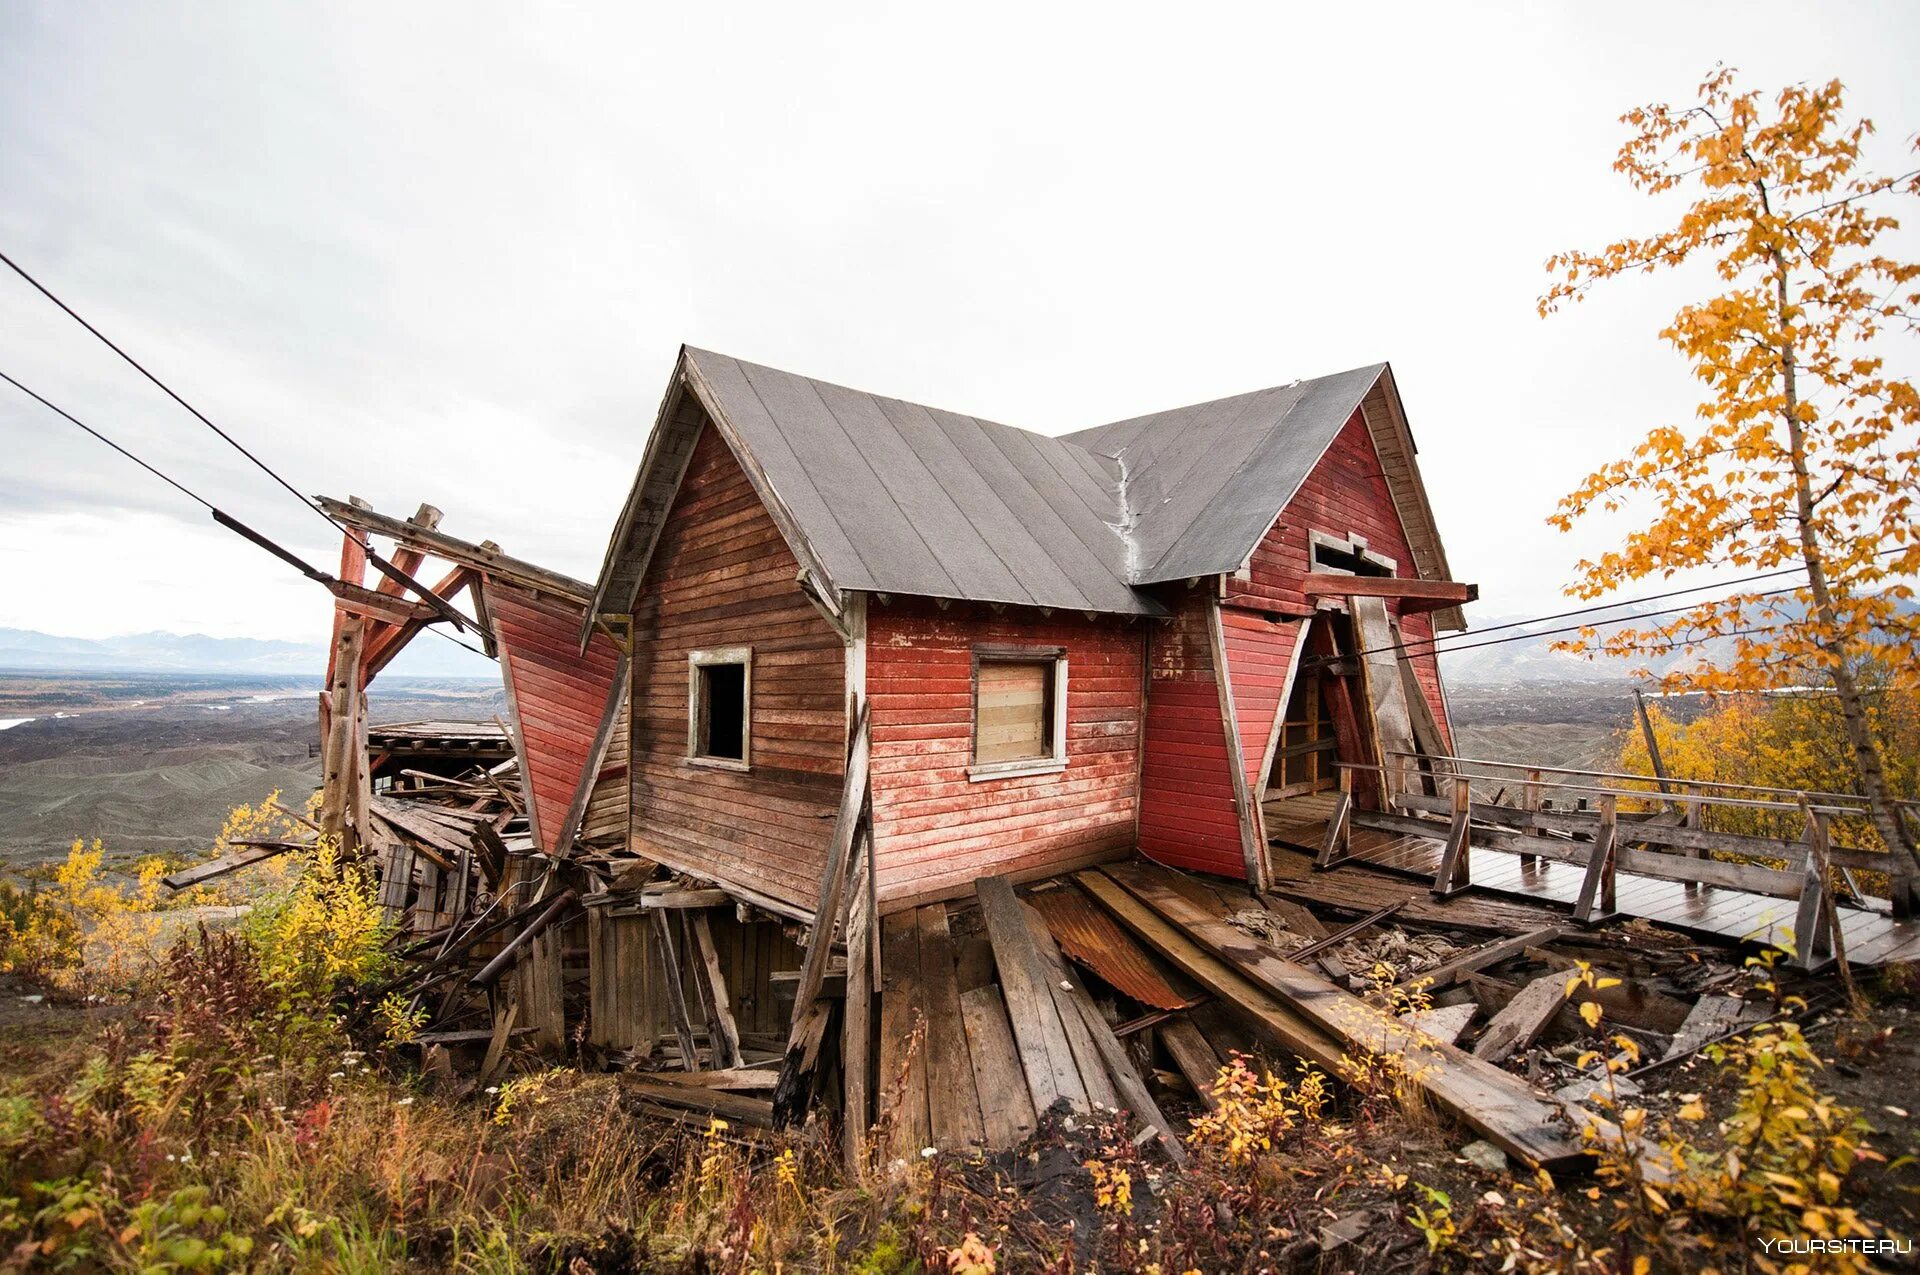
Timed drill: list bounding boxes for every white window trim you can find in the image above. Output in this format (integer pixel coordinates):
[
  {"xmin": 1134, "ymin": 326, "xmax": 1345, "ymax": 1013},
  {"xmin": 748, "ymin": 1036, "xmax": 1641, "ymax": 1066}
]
[
  {"xmin": 686, "ymin": 646, "xmax": 752, "ymax": 772},
  {"xmin": 966, "ymin": 647, "xmax": 1069, "ymax": 782}
]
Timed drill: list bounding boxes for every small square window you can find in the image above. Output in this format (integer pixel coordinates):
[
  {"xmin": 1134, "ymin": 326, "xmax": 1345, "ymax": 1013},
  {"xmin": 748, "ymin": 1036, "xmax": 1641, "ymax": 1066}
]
[
  {"xmin": 969, "ymin": 647, "xmax": 1068, "ymax": 779},
  {"xmin": 688, "ymin": 648, "xmax": 751, "ymax": 769}
]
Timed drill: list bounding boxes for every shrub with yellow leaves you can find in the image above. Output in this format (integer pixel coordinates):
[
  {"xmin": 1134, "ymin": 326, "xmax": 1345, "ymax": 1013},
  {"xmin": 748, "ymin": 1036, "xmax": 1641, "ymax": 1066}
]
[{"xmin": 1187, "ymin": 1055, "xmax": 1329, "ymax": 1167}]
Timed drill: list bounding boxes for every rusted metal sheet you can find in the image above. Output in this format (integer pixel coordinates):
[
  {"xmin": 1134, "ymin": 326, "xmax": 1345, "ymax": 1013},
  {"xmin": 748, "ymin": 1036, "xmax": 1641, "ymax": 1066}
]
[
  {"xmin": 1026, "ymin": 884, "xmax": 1201, "ymax": 1012},
  {"xmin": 490, "ymin": 581, "xmax": 625, "ymax": 853}
]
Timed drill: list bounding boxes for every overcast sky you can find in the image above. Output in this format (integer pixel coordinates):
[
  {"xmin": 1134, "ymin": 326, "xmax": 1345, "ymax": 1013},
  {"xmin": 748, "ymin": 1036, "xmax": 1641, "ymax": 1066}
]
[{"xmin": 3, "ymin": 2, "xmax": 1916, "ymax": 675}]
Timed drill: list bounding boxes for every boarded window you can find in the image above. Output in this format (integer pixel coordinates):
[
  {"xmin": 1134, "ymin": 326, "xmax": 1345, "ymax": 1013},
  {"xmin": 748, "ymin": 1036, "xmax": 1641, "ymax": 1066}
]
[
  {"xmin": 974, "ymin": 659, "xmax": 1055, "ymax": 765},
  {"xmin": 689, "ymin": 649, "xmax": 751, "ymax": 767}
]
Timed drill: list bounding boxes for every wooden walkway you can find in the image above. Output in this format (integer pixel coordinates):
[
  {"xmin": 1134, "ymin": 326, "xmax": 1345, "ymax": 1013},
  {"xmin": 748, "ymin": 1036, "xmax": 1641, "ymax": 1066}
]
[{"xmin": 1263, "ymin": 796, "xmax": 1920, "ymax": 967}]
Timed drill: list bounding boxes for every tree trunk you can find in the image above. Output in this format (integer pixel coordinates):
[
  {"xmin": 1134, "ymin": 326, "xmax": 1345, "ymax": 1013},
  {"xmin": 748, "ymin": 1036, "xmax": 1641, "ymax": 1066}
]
[{"xmin": 1773, "ymin": 253, "xmax": 1920, "ymax": 888}]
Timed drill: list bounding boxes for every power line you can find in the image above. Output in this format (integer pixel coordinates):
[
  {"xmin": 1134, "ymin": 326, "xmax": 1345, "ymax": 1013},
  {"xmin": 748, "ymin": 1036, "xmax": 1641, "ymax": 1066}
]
[
  {"xmin": 0, "ymin": 247, "xmax": 325, "ymax": 529},
  {"xmin": 0, "ymin": 367, "xmax": 492, "ymax": 662},
  {"xmin": 0, "ymin": 247, "xmax": 470, "ymax": 631},
  {"xmin": 0, "ymin": 368, "xmax": 214, "ymax": 512},
  {"xmin": 1315, "ymin": 543, "xmax": 1916, "ymax": 666}
]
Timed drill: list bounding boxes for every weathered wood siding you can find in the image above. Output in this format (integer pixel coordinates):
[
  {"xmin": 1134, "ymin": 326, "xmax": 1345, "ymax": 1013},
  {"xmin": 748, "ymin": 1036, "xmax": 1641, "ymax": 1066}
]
[
  {"xmin": 1219, "ymin": 610, "xmax": 1304, "ymax": 792},
  {"xmin": 867, "ymin": 599, "xmax": 1142, "ymax": 909},
  {"xmin": 1136, "ymin": 589, "xmax": 1246, "ymax": 877},
  {"xmin": 1224, "ymin": 408, "xmax": 1454, "ymax": 751},
  {"xmin": 628, "ymin": 422, "xmax": 847, "ymax": 913},
  {"xmin": 578, "ymin": 682, "xmax": 630, "ymax": 850},
  {"xmin": 490, "ymin": 581, "xmax": 626, "ymax": 853}
]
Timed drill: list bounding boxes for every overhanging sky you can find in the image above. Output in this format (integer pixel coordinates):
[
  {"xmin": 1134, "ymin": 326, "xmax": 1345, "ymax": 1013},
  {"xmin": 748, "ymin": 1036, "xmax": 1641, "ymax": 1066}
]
[{"xmin": 3, "ymin": 2, "xmax": 1915, "ymax": 665}]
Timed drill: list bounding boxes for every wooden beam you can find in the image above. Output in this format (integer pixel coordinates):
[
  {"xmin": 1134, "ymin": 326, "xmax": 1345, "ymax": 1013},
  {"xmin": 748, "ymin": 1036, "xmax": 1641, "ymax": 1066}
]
[
  {"xmin": 1471, "ymin": 973, "xmax": 1569, "ymax": 1063},
  {"xmin": 1299, "ymin": 574, "xmax": 1478, "ymax": 604},
  {"xmin": 688, "ymin": 912, "xmax": 745, "ymax": 1070},
  {"xmin": 317, "ymin": 495, "xmax": 596, "ymax": 603}
]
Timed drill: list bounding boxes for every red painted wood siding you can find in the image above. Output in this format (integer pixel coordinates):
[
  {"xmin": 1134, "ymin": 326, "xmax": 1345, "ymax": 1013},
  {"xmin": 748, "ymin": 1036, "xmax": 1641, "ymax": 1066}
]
[
  {"xmin": 1225, "ymin": 408, "xmax": 1453, "ymax": 751},
  {"xmin": 1219, "ymin": 610, "xmax": 1303, "ymax": 792},
  {"xmin": 867, "ymin": 599, "xmax": 1143, "ymax": 910},
  {"xmin": 1136, "ymin": 590, "xmax": 1245, "ymax": 878},
  {"xmin": 490, "ymin": 582, "xmax": 624, "ymax": 853},
  {"xmin": 628, "ymin": 422, "xmax": 847, "ymax": 912}
]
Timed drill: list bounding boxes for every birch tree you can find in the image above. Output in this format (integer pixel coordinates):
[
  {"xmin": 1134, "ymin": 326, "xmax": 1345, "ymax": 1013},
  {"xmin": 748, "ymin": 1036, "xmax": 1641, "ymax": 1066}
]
[{"xmin": 1540, "ymin": 68, "xmax": 1920, "ymax": 876}]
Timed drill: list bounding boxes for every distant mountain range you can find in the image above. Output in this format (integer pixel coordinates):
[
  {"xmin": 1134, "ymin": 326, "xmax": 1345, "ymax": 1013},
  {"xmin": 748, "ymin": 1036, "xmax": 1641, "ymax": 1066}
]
[
  {"xmin": 0, "ymin": 628, "xmax": 496, "ymax": 679},
  {"xmin": 1438, "ymin": 594, "xmax": 1918, "ymax": 686}
]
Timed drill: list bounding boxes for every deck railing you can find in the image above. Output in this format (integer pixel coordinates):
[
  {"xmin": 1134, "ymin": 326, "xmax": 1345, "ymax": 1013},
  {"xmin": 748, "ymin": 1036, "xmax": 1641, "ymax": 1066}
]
[{"xmin": 1310, "ymin": 752, "xmax": 1919, "ymax": 970}]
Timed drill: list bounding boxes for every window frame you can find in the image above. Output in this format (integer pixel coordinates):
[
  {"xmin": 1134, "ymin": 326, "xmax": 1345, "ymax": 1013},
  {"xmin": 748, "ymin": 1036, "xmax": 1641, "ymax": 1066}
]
[
  {"xmin": 966, "ymin": 643, "xmax": 1069, "ymax": 782},
  {"xmin": 1308, "ymin": 529, "xmax": 1397, "ymax": 580},
  {"xmin": 686, "ymin": 646, "xmax": 752, "ymax": 772}
]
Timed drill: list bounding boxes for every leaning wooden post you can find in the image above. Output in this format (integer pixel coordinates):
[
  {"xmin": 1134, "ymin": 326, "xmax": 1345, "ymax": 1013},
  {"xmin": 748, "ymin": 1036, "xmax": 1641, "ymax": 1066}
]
[
  {"xmin": 1573, "ymin": 793, "xmax": 1620, "ymax": 926},
  {"xmin": 1793, "ymin": 804, "xmax": 1837, "ymax": 973},
  {"xmin": 1429, "ymin": 771, "xmax": 1473, "ymax": 899},
  {"xmin": 1315, "ymin": 767, "xmax": 1354, "ymax": 870}
]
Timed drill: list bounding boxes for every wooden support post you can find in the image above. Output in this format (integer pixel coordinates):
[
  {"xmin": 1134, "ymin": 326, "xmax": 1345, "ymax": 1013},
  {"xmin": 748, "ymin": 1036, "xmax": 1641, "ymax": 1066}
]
[
  {"xmin": 1429, "ymin": 772, "xmax": 1473, "ymax": 899},
  {"xmin": 688, "ymin": 911, "xmax": 745, "ymax": 1070},
  {"xmin": 1519, "ymin": 768, "xmax": 1541, "ymax": 869},
  {"xmin": 651, "ymin": 908, "xmax": 702, "ymax": 1069},
  {"xmin": 1573, "ymin": 793, "xmax": 1621, "ymax": 926},
  {"xmin": 318, "ymin": 614, "xmax": 366, "ymax": 850},
  {"xmin": 1793, "ymin": 809, "xmax": 1836, "ymax": 972},
  {"xmin": 842, "ymin": 829, "xmax": 875, "ymax": 1174},
  {"xmin": 1314, "ymin": 782, "xmax": 1354, "ymax": 871}
]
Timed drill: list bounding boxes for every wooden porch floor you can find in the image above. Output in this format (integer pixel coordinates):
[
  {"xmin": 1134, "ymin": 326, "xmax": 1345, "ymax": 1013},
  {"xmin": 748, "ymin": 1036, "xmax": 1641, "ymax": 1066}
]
[{"xmin": 1262, "ymin": 793, "xmax": 1920, "ymax": 967}]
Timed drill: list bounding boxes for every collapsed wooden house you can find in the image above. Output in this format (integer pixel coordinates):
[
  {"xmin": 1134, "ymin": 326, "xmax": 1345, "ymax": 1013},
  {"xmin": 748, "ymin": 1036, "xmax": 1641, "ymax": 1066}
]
[{"xmin": 275, "ymin": 347, "xmax": 1919, "ymax": 1166}]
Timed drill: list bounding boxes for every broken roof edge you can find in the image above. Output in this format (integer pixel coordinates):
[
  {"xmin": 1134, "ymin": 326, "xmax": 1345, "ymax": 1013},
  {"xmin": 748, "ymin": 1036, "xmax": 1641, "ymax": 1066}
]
[{"xmin": 317, "ymin": 494, "xmax": 596, "ymax": 604}]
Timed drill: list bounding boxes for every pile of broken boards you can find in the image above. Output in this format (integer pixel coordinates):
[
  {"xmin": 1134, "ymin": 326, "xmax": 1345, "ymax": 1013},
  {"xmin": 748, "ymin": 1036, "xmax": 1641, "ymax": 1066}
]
[{"xmin": 863, "ymin": 859, "xmax": 1783, "ymax": 1174}]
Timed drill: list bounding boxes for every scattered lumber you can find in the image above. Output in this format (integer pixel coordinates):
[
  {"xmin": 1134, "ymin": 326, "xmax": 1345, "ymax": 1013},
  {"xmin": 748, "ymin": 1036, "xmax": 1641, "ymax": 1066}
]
[
  {"xmin": 1081, "ymin": 862, "xmax": 1635, "ymax": 1172},
  {"xmin": 1396, "ymin": 928, "xmax": 1567, "ymax": 994}
]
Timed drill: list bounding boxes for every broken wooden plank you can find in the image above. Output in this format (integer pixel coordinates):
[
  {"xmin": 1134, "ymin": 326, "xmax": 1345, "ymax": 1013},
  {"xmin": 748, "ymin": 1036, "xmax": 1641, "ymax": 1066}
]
[
  {"xmin": 1400, "ymin": 1003, "xmax": 1478, "ymax": 1048},
  {"xmin": 642, "ymin": 888, "xmax": 732, "ymax": 909},
  {"xmin": 1020, "ymin": 901, "xmax": 1119, "ymax": 1112},
  {"xmin": 1060, "ymin": 983, "xmax": 1187, "ymax": 1164},
  {"xmin": 975, "ymin": 876, "xmax": 1089, "ymax": 1117},
  {"xmin": 1471, "ymin": 974, "xmax": 1569, "ymax": 1063},
  {"xmin": 1159, "ymin": 1016, "xmax": 1224, "ymax": 1110},
  {"xmin": 650, "ymin": 908, "xmax": 702, "ymax": 1069},
  {"xmin": 688, "ymin": 912, "xmax": 745, "ymax": 1070},
  {"xmin": 162, "ymin": 840, "xmax": 302, "ymax": 890},
  {"xmin": 877, "ymin": 910, "xmax": 929, "ymax": 1157},
  {"xmin": 1660, "ymin": 994, "xmax": 1768, "ymax": 1063},
  {"xmin": 960, "ymin": 985, "xmax": 1037, "ymax": 1150},
  {"xmin": 1080, "ymin": 863, "xmax": 1617, "ymax": 1171},
  {"xmin": 786, "ymin": 705, "xmax": 870, "ymax": 1020},
  {"xmin": 1395, "ymin": 928, "xmax": 1567, "ymax": 994},
  {"xmin": 623, "ymin": 1079, "xmax": 774, "ymax": 1127},
  {"xmin": 916, "ymin": 904, "xmax": 985, "ymax": 1148},
  {"xmin": 653, "ymin": 1067, "xmax": 780, "ymax": 1091}
]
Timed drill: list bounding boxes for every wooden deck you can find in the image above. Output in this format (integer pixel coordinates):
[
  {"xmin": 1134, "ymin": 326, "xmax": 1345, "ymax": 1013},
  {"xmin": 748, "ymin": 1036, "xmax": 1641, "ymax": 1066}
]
[{"xmin": 1262, "ymin": 794, "xmax": 1920, "ymax": 967}]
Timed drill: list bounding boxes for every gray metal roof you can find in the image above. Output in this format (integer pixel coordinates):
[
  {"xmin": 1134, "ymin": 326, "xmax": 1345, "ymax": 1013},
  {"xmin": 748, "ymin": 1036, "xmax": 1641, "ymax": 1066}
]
[
  {"xmin": 597, "ymin": 348, "xmax": 1429, "ymax": 620},
  {"xmin": 684, "ymin": 348, "xmax": 1151, "ymax": 615},
  {"xmin": 1062, "ymin": 363, "xmax": 1386, "ymax": 585}
]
